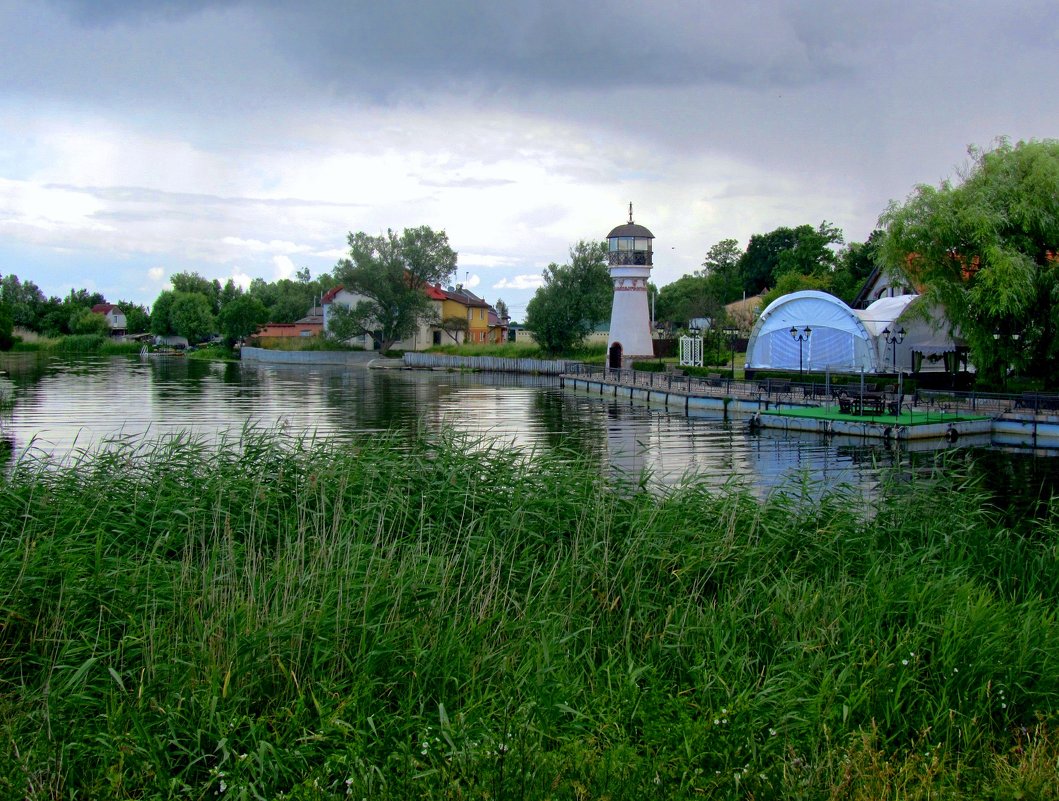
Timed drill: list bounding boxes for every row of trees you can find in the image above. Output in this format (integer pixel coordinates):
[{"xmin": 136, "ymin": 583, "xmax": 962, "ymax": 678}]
[
  {"xmin": 149, "ymin": 269, "xmax": 341, "ymax": 346},
  {"xmin": 653, "ymin": 224, "xmax": 879, "ymax": 334},
  {"xmin": 0, "ymin": 276, "xmax": 151, "ymax": 340},
  {"xmin": 1, "ymin": 226, "xmax": 471, "ymax": 353},
  {"xmin": 520, "ymin": 225, "xmax": 878, "ymax": 356},
  {"xmin": 0, "ymin": 269, "xmax": 341, "ymax": 348}
]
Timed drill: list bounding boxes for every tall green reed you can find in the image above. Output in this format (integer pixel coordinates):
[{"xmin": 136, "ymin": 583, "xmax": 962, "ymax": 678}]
[{"xmin": 1, "ymin": 430, "xmax": 1057, "ymax": 798}]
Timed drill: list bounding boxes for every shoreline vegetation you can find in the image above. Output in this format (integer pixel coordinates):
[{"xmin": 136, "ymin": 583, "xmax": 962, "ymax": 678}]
[
  {"xmin": 1, "ymin": 431, "xmax": 1057, "ymax": 798},
  {"xmin": 11, "ymin": 333, "xmax": 144, "ymax": 355}
]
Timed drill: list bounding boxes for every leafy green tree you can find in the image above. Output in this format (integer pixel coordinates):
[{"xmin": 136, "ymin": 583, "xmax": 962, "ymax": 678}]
[
  {"xmin": 219, "ymin": 279, "xmax": 242, "ymax": 311},
  {"xmin": 170, "ymin": 293, "xmax": 215, "ymax": 344},
  {"xmin": 170, "ymin": 272, "xmax": 221, "ymax": 314},
  {"xmin": 698, "ymin": 238, "xmax": 745, "ymax": 305},
  {"xmin": 333, "ymin": 226, "xmax": 458, "ymax": 353},
  {"xmin": 152, "ymin": 290, "xmax": 215, "ymax": 343},
  {"xmin": 117, "ymin": 301, "xmax": 151, "ymax": 335},
  {"xmin": 38, "ymin": 297, "xmax": 72, "ymax": 336},
  {"xmin": 0, "ymin": 275, "xmax": 46, "ymax": 331},
  {"xmin": 830, "ymin": 231, "xmax": 884, "ymax": 305},
  {"xmin": 738, "ymin": 227, "xmax": 799, "ymax": 296},
  {"xmin": 737, "ymin": 223, "xmax": 844, "ymax": 297},
  {"xmin": 494, "ymin": 299, "xmax": 509, "ymax": 321},
  {"xmin": 247, "ymin": 272, "xmax": 333, "ymax": 323},
  {"xmin": 151, "ymin": 291, "xmax": 178, "ymax": 337},
  {"xmin": 65, "ymin": 288, "xmax": 106, "ymax": 309},
  {"xmin": 524, "ymin": 240, "xmax": 611, "ymax": 355},
  {"xmin": 760, "ymin": 272, "xmax": 834, "ymax": 309},
  {"xmin": 0, "ymin": 302, "xmax": 13, "ymax": 350},
  {"xmin": 68, "ymin": 309, "xmax": 112, "ymax": 336},
  {"xmin": 774, "ymin": 222, "xmax": 844, "ymax": 279},
  {"xmin": 249, "ymin": 278, "xmax": 312, "ymax": 323},
  {"xmin": 655, "ymin": 274, "xmax": 720, "ymax": 329},
  {"xmin": 879, "ymin": 138, "xmax": 1059, "ymax": 386},
  {"xmin": 218, "ymin": 294, "xmax": 267, "ymax": 346},
  {"xmin": 324, "ymin": 303, "xmax": 369, "ymax": 344}
]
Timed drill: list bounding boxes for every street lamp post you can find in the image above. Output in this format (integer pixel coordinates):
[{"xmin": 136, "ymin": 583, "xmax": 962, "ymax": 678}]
[
  {"xmin": 882, "ymin": 326, "xmax": 906, "ymax": 373},
  {"xmin": 723, "ymin": 326, "xmax": 738, "ymax": 377},
  {"xmin": 789, "ymin": 325, "xmax": 811, "ymax": 377}
]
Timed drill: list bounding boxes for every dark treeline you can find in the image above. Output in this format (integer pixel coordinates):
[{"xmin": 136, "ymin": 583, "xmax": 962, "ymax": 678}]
[{"xmin": 654, "ymin": 223, "xmax": 881, "ymax": 333}]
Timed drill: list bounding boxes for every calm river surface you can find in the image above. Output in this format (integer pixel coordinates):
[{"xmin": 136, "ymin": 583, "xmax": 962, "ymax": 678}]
[{"xmin": 1, "ymin": 354, "xmax": 1056, "ymax": 501}]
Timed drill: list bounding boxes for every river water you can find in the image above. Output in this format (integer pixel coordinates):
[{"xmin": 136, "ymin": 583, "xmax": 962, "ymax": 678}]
[{"xmin": 1, "ymin": 354, "xmax": 1056, "ymax": 503}]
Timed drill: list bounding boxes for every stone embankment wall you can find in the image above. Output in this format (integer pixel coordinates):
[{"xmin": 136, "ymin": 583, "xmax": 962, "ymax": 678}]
[
  {"xmin": 403, "ymin": 352, "xmax": 578, "ymax": 375},
  {"xmin": 240, "ymin": 347, "xmax": 378, "ymax": 366}
]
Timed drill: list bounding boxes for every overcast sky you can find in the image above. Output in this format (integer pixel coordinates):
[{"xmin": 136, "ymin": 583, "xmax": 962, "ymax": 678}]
[{"xmin": 1, "ymin": 0, "xmax": 1056, "ymax": 319}]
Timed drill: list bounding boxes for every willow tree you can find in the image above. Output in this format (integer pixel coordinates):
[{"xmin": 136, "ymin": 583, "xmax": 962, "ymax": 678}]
[
  {"xmin": 333, "ymin": 226, "xmax": 457, "ymax": 353},
  {"xmin": 878, "ymin": 139, "xmax": 1059, "ymax": 386}
]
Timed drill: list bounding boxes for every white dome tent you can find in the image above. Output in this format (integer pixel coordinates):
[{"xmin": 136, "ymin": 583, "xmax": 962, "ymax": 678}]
[
  {"xmin": 745, "ymin": 291, "xmax": 879, "ymax": 373},
  {"xmin": 745, "ymin": 290, "xmax": 962, "ymax": 375}
]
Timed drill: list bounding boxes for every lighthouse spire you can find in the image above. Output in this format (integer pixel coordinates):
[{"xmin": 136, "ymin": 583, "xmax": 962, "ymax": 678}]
[{"xmin": 628, "ymin": 202, "xmax": 634, "ymax": 224}]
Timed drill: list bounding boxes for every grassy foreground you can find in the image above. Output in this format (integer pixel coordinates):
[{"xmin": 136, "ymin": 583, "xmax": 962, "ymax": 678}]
[{"xmin": 1, "ymin": 433, "xmax": 1058, "ymax": 799}]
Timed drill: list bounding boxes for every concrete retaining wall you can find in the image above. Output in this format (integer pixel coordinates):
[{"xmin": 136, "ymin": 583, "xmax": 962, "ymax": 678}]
[
  {"xmin": 240, "ymin": 347, "xmax": 378, "ymax": 366},
  {"xmin": 403, "ymin": 352, "xmax": 578, "ymax": 375}
]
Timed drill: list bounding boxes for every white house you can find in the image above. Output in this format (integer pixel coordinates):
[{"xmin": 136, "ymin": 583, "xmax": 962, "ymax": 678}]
[{"xmin": 91, "ymin": 303, "xmax": 127, "ymax": 335}]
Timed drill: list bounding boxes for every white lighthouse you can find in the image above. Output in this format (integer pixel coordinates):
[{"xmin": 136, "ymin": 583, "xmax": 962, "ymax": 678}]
[{"xmin": 606, "ymin": 204, "xmax": 655, "ymax": 369}]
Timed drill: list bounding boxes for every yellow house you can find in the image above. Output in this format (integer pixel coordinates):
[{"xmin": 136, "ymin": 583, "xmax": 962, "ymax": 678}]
[{"xmin": 430, "ymin": 285, "xmax": 492, "ymax": 345}]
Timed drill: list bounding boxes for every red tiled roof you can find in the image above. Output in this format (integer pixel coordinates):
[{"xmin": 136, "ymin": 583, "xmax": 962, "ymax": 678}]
[
  {"xmin": 91, "ymin": 303, "xmax": 116, "ymax": 314},
  {"xmin": 321, "ymin": 285, "xmax": 344, "ymax": 304}
]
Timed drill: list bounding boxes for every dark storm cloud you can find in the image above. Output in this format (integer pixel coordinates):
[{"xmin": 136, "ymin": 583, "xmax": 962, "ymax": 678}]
[
  {"xmin": 36, "ymin": 0, "xmax": 871, "ymax": 100},
  {"xmin": 23, "ymin": 0, "xmax": 1059, "ymax": 116},
  {"xmin": 265, "ymin": 0, "xmax": 859, "ymax": 94}
]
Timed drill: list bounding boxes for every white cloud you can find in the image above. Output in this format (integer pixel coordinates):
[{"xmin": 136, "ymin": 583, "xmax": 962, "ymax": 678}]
[
  {"xmin": 313, "ymin": 248, "xmax": 347, "ymax": 260},
  {"xmin": 229, "ymin": 267, "xmax": 253, "ymax": 290},
  {"xmin": 221, "ymin": 236, "xmax": 312, "ymax": 255},
  {"xmin": 272, "ymin": 254, "xmax": 295, "ymax": 280},
  {"xmin": 494, "ymin": 274, "xmax": 544, "ymax": 290},
  {"xmin": 0, "ymin": 177, "xmax": 111, "ymax": 234},
  {"xmin": 147, "ymin": 266, "xmax": 165, "ymax": 282}
]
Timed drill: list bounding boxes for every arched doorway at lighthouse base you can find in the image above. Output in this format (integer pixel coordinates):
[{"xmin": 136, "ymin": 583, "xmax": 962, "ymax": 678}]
[{"xmin": 608, "ymin": 343, "xmax": 623, "ymax": 369}]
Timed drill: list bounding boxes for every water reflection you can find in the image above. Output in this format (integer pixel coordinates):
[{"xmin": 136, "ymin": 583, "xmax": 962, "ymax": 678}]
[{"xmin": 1, "ymin": 354, "xmax": 1057, "ymax": 503}]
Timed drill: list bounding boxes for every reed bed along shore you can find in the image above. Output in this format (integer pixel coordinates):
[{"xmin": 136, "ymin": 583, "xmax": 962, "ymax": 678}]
[{"xmin": 1, "ymin": 431, "xmax": 1058, "ymax": 799}]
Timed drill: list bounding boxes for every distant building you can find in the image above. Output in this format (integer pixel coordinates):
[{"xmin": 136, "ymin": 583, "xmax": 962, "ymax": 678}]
[
  {"xmin": 91, "ymin": 303, "xmax": 127, "ymax": 336},
  {"xmin": 254, "ymin": 321, "xmax": 323, "ymax": 340}
]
